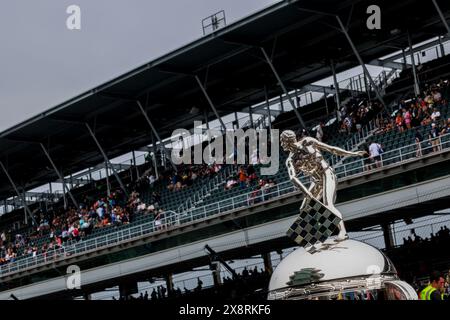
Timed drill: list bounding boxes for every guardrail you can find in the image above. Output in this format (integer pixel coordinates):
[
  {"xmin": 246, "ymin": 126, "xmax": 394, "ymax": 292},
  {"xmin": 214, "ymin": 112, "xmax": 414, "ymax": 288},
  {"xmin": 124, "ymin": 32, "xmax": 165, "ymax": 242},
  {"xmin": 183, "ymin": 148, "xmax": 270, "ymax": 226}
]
[{"xmin": 1, "ymin": 132, "xmax": 450, "ymax": 278}]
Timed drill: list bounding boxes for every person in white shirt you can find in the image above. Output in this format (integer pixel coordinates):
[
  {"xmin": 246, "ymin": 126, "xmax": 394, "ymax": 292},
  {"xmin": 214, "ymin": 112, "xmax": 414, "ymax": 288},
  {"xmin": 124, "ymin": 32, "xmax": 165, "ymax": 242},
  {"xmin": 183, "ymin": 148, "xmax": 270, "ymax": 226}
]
[
  {"xmin": 368, "ymin": 140, "xmax": 383, "ymax": 168},
  {"xmin": 431, "ymin": 108, "xmax": 441, "ymax": 122}
]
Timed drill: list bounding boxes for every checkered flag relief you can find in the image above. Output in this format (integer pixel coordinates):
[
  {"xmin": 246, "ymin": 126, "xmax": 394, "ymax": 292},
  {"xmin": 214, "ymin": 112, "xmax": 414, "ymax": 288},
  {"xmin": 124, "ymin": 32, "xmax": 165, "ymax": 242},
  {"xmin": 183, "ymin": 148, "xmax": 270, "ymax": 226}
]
[{"xmin": 286, "ymin": 198, "xmax": 341, "ymax": 248}]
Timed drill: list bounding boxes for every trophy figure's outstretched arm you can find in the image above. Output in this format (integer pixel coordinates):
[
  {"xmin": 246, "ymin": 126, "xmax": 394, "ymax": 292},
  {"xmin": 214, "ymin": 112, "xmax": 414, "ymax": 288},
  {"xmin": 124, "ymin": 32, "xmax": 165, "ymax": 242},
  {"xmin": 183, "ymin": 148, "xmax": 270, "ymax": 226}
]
[
  {"xmin": 286, "ymin": 157, "xmax": 314, "ymax": 199},
  {"xmin": 306, "ymin": 137, "xmax": 366, "ymax": 158}
]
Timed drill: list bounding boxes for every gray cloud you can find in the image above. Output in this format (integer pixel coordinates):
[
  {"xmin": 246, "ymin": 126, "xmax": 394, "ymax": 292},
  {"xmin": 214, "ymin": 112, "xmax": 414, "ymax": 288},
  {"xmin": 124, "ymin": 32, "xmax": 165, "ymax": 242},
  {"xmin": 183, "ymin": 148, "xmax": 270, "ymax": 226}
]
[{"xmin": 0, "ymin": 0, "xmax": 278, "ymax": 132}]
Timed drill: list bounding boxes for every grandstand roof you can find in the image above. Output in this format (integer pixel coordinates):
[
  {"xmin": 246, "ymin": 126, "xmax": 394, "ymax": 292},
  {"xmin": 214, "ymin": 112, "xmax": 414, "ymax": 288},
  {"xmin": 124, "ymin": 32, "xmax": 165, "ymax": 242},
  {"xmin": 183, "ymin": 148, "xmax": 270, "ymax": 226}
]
[{"xmin": 1, "ymin": 0, "xmax": 449, "ymax": 201}]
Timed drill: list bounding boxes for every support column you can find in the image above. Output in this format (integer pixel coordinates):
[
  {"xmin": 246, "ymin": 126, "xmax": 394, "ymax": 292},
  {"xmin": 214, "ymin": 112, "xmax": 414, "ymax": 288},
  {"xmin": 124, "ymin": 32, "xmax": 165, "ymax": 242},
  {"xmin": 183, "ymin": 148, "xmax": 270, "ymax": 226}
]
[
  {"xmin": 279, "ymin": 95, "xmax": 284, "ymax": 113},
  {"xmin": 165, "ymin": 273, "xmax": 174, "ymax": 296},
  {"xmin": 260, "ymin": 47, "xmax": 306, "ymax": 130},
  {"xmin": 234, "ymin": 112, "xmax": 239, "ymax": 129},
  {"xmin": 131, "ymin": 150, "xmax": 137, "ymax": 182},
  {"xmin": 323, "ymin": 87, "xmax": 329, "ymax": 115},
  {"xmin": 248, "ymin": 106, "xmax": 254, "ymax": 128},
  {"xmin": 136, "ymin": 101, "xmax": 176, "ymax": 171},
  {"xmin": 211, "ymin": 261, "xmax": 222, "ymax": 287},
  {"xmin": 401, "ymin": 49, "xmax": 408, "ymax": 69},
  {"xmin": 381, "ymin": 223, "xmax": 395, "ymax": 250},
  {"xmin": 438, "ymin": 36, "xmax": 446, "ymax": 57},
  {"xmin": 432, "ymin": 0, "xmax": 450, "ymax": 35},
  {"xmin": 151, "ymin": 133, "xmax": 159, "ymax": 179},
  {"xmin": 85, "ymin": 123, "xmax": 129, "ymax": 198},
  {"xmin": 364, "ymin": 73, "xmax": 371, "ymax": 102},
  {"xmin": 330, "ymin": 59, "xmax": 341, "ymax": 120},
  {"xmin": 105, "ymin": 161, "xmax": 111, "ymax": 197},
  {"xmin": 264, "ymin": 86, "xmax": 272, "ymax": 130},
  {"xmin": 262, "ymin": 252, "xmax": 273, "ymax": 275},
  {"xmin": 0, "ymin": 161, "xmax": 37, "ymax": 225},
  {"xmin": 336, "ymin": 16, "xmax": 387, "ymax": 109},
  {"xmin": 407, "ymin": 30, "xmax": 421, "ymax": 97},
  {"xmin": 40, "ymin": 143, "xmax": 79, "ymax": 209}
]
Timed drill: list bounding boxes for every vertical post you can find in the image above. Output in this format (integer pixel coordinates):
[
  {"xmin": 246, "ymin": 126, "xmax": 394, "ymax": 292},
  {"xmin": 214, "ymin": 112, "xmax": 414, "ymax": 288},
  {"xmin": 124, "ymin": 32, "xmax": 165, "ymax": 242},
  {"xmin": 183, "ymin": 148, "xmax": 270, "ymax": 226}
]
[
  {"xmin": 0, "ymin": 161, "xmax": 37, "ymax": 226},
  {"xmin": 260, "ymin": 47, "xmax": 306, "ymax": 130},
  {"xmin": 85, "ymin": 123, "xmax": 129, "ymax": 198},
  {"xmin": 165, "ymin": 273, "xmax": 174, "ymax": 296},
  {"xmin": 248, "ymin": 106, "xmax": 254, "ymax": 128},
  {"xmin": 234, "ymin": 112, "xmax": 239, "ymax": 129},
  {"xmin": 323, "ymin": 87, "xmax": 329, "ymax": 115},
  {"xmin": 105, "ymin": 161, "xmax": 111, "ymax": 197},
  {"xmin": 131, "ymin": 150, "xmax": 137, "ymax": 182},
  {"xmin": 381, "ymin": 223, "xmax": 395, "ymax": 250},
  {"xmin": 407, "ymin": 30, "xmax": 421, "ymax": 97},
  {"xmin": 151, "ymin": 133, "xmax": 158, "ymax": 180},
  {"xmin": 438, "ymin": 36, "xmax": 446, "ymax": 57},
  {"xmin": 40, "ymin": 143, "xmax": 79, "ymax": 209},
  {"xmin": 211, "ymin": 262, "xmax": 222, "ymax": 287},
  {"xmin": 401, "ymin": 49, "xmax": 408, "ymax": 69},
  {"xmin": 330, "ymin": 59, "xmax": 341, "ymax": 119},
  {"xmin": 262, "ymin": 252, "xmax": 273, "ymax": 275},
  {"xmin": 279, "ymin": 95, "xmax": 285, "ymax": 113},
  {"xmin": 264, "ymin": 85, "xmax": 272, "ymax": 131},
  {"xmin": 336, "ymin": 16, "xmax": 387, "ymax": 109},
  {"xmin": 364, "ymin": 73, "xmax": 371, "ymax": 102}
]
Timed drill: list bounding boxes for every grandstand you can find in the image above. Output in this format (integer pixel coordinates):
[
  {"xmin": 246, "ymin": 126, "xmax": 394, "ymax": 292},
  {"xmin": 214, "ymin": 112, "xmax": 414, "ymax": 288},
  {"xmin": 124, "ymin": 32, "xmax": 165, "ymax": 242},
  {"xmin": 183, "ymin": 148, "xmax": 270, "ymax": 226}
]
[{"xmin": 1, "ymin": 0, "xmax": 450, "ymax": 300}]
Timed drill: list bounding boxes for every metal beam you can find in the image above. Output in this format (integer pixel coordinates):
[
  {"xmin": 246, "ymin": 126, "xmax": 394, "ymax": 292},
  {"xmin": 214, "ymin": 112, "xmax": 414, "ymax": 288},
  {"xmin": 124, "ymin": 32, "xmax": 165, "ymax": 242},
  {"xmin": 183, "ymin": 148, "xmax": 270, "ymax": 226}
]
[
  {"xmin": 194, "ymin": 75, "xmax": 228, "ymax": 133},
  {"xmin": 432, "ymin": 0, "xmax": 450, "ymax": 34},
  {"xmin": 85, "ymin": 123, "xmax": 129, "ymax": 198},
  {"xmin": 136, "ymin": 100, "xmax": 177, "ymax": 172},
  {"xmin": 368, "ymin": 59, "xmax": 406, "ymax": 70},
  {"xmin": 40, "ymin": 143, "xmax": 79, "ymax": 209},
  {"xmin": 407, "ymin": 31, "xmax": 421, "ymax": 96},
  {"xmin": 0, "ymin": 161, "xmax": 37, "ymax": 226},
  {"xmin": 378, "ymin": 34, "xmax": 450, "ymax": 64},
  {"xmin": 335, "ymin": 16, "xmax": 387, "ymax": 109},
  {"xmin": 330, "ymin": 59, "xmax": 342, "ymax": 120},
  {"xmin": 260, "ymin": 47, "xmax": 306, "ymax": 130}
]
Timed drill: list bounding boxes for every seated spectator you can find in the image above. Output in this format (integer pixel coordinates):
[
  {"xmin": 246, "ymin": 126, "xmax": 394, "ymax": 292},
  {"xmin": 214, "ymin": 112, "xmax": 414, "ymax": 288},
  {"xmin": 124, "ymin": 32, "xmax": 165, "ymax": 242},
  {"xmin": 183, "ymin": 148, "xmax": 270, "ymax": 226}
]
[
  {"xmin": 441, "ymin": 118, "xmax": 450, "ymax": 135},
  {"xmin": 431, "ymin": 107, "xmax": 441, "ymax": 122},
  {"xmin": 225, "ymin": 176, "xmax": 237, "ymax": 190}
]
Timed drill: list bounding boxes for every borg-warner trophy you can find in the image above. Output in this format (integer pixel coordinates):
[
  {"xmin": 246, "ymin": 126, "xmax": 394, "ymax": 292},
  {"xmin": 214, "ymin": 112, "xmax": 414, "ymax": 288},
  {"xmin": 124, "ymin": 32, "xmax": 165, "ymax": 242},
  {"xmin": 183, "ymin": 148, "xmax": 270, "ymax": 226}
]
[
  {"xmin": 280, "ymin": 129, "xmax": 366, "ymax": 246},
  {"xmin": 266, "ymin": 130, "xmax": 418, "ymax": 300}
]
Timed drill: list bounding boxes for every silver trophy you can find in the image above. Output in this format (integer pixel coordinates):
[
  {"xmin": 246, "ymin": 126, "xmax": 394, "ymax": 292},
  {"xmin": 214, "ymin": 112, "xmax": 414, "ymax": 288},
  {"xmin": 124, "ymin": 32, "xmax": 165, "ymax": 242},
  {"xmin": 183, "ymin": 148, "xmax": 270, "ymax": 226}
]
[
  {"xmin": 280, "ymin": 130, "xmax": 366, "ymax": 246},
  {"xmin": 267, "ymin": 130, "xmax": 418, "ymax": 300}
]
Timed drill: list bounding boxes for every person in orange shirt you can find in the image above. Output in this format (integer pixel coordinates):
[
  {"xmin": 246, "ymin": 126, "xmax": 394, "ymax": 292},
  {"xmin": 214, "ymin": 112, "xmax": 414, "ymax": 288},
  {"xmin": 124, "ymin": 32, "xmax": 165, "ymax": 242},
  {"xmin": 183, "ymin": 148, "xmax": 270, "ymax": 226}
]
[
  {"xmin": 395, "ymin": 113, "xmax": 404, "ymax": 132},
  {"xmin": 238, "ymin": 167, "xmax": 247, "ymax": 188}
]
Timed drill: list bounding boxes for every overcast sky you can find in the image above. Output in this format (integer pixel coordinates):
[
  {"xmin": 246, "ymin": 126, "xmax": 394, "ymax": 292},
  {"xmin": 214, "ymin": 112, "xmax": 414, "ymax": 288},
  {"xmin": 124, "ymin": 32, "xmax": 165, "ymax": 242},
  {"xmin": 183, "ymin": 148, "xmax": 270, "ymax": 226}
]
[{"xmin": 0, "ymin": 0, "xmax": 279, "ymax": 132}]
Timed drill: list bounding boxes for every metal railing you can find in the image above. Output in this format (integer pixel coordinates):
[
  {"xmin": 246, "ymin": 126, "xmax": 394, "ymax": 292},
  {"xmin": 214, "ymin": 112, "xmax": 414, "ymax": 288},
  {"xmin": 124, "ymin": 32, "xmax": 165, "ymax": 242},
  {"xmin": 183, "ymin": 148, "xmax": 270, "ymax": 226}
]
[{"xmin": 1, "ymin": 132, "xmax": 449, "ymax": 278}]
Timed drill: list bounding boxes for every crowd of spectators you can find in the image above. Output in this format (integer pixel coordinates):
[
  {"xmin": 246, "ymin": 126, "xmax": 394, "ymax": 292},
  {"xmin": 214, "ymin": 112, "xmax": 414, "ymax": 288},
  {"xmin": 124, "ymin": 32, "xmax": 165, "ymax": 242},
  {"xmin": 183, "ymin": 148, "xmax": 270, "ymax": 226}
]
[
  {"xmin": 373, "ymin": 79, "xmax": 449, "ymax": 137},
  {"xmin": 0, "ymin": 186, "xmax": 167, "ymax": 266},
  {"xmin": 166, "ymin": 163, "xmax": 223, "ymax": 192},
  {"xmin": 118, "ymin": 265, "xmax": 270, "ymax": 302},
  {"xmin": 338, "ymin": 99, "xmax": 383, "ymax": 134}
]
